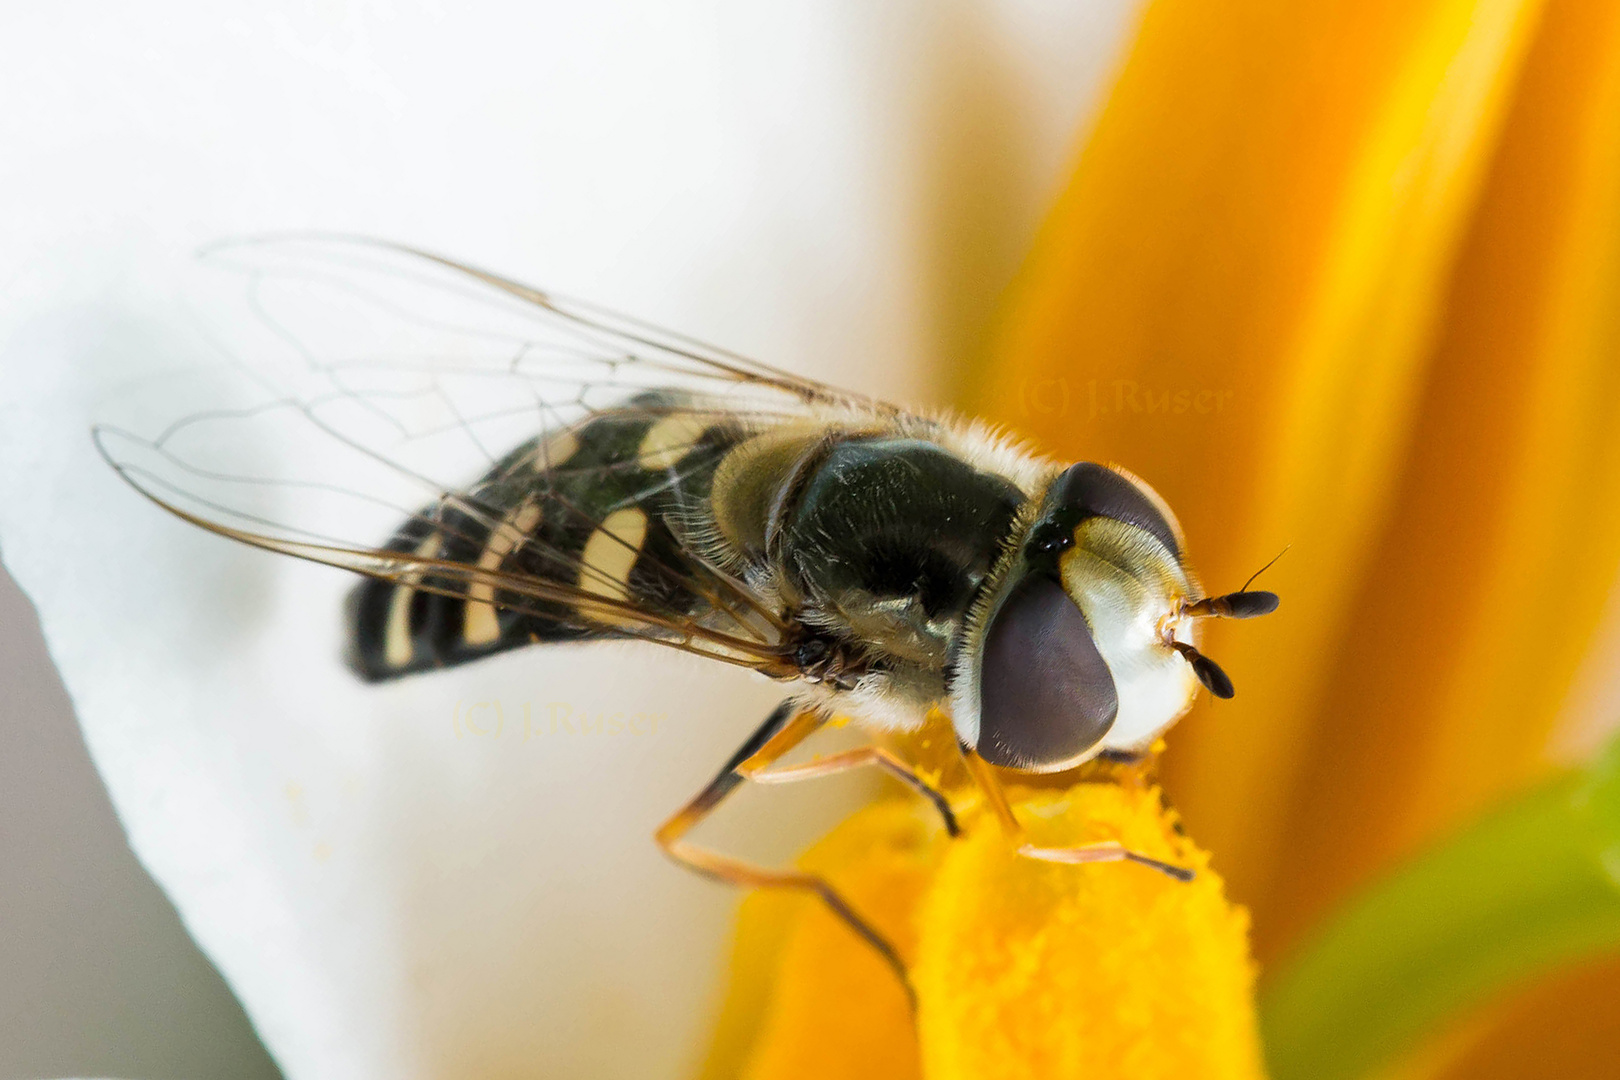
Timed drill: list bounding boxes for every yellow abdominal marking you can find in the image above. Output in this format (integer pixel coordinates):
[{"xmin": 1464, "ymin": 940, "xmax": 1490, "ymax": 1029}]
[
  {"xmin": 637, "ymin": 413, "xmax": 710, "ymax": 470},
  {"xmin": 532, "ymin": 429, "xmax": 580, "ymax": 471},
  {"xmin": 578, "ymin": 507, "xmax": 649, "ymax": 627},
  {"xmin": 384, "ymin": 532, "xmax": 443, "ymax": 668},
  {"xmin": 462, "ymin": 502, "xmax": 544, "ymax": 646}
]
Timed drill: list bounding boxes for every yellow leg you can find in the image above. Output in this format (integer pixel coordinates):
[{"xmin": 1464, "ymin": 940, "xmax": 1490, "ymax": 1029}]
[
  {"xmin": 960, "ymin": 747, "xmax": 1194, "ymax": 882},
  {"xmin": 655, "ymin": 702, "xmax": 915, "ymax": 1005},
  {"xmin": 752, "ymin": 745, "xmax": 959, "ymax": 836}
]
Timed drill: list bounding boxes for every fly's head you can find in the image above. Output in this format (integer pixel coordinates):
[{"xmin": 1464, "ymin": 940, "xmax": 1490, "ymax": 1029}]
[{"xmin": 950, "ymin": 463, "xmax": 1278, "ymax": 773}]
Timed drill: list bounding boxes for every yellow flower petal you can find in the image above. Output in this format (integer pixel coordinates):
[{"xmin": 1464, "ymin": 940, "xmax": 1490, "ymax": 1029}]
[
  {"xmin": 1265, "ymin": 0, "xmax": 1620, "ymax": 955},
  {"xmin": 702, "ymin": 780, "xmax": 1264, "ymax": 1080}
]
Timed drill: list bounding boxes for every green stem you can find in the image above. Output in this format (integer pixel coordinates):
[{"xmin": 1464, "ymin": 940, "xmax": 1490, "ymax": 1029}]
[{"xmin": 1260, "ymin": 737, "xmax": 1620, "ymax": 1080}]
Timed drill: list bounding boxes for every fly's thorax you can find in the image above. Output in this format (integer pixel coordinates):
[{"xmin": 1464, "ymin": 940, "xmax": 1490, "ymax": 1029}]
[
  {"xmin": 763, "ymin": 434, "xmax": 1027, "ymax": 668},
  {"xmin": 950, "ymin": 462, "xmax": 1199, "ymax": 773}
]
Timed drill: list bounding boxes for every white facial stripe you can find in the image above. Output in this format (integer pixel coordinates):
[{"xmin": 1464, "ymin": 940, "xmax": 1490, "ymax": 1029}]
[
  {"xmin": 578, "ymin": 507, "xmax": 649, "ymax": 627},
  {"xmin": 534, "ymin": 429, "xmax": 580, "ymax": 471},
  {"xmin": 637, "ymin": 414, "xmax": 710, "ymax": 470},
  {"xmin": 1062, "ymin": 540, "xmax": 1198, "ymax": 752},
  {"xmin": 384, "ymin": 532, "xmax": 443, "ymax": 668},
  {"xmin": 462, "ymin": 502, "xmax": 544, "ymax": 646}
]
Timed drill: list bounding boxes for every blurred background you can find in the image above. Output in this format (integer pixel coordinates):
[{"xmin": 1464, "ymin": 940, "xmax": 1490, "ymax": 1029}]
[{"xmin": 6, "ymin": 0, "xmax": 1620, "ymax": 1077}]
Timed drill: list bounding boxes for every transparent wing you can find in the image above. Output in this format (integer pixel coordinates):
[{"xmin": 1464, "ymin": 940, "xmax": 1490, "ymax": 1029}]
[{"xmin": 92, "ymin": 235, "xmax": 909, "ymax": 673}]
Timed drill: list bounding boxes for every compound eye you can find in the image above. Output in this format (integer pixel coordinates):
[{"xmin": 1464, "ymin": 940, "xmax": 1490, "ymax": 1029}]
[
  {"xmin": 1047, "ymin": 462, "xmax": 1182, "ymax": 557},
  {"xmin": 976, "ymin": 575, "xmax": 1118, "ymax": 771}
]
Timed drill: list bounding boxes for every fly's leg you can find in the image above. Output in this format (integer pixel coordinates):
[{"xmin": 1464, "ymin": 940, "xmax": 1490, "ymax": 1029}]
[
  {"xmin": 655, "ymin": 701, "xmax": 915, "ymax": 1004},
  {"xmin": 959, "ymin": 746, "xmax": 1194, "ymax": 882},
  {"xmin": 1018, "ymin": 839, "xmax": 1194, "ymax": 880},
  {"xmin": 751, "ymin": 746, "xmax": 960, "ymax": 837}
]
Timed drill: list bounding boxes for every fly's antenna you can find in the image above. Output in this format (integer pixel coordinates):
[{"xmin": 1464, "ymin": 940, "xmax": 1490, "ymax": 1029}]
[
  {"xmin": 1170, "ymin": 641, "xmax": 1234, "ymax": 699},
  {"xmin": 1238, "ymin": 544, "xmax": 1289, "ymax": 592},
  {"xmin": 1172, "ymin": 545, "xmax": 1286, "ymax": 699},
  {"xmin": 1184, "ymin": 545, "xmax": 1287, "ymax": 620}
]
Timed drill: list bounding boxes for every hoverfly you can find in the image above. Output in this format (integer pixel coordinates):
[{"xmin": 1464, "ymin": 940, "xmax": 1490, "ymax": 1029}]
[{"xmin": 95, "ymin": 237, "xmax": 1278, "ymax": 994}]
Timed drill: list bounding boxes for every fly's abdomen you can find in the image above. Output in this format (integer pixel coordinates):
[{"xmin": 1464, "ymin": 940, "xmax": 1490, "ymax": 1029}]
[{"xmin": 346, "ymin": 393, "xmax": 745, "ymax": 680}]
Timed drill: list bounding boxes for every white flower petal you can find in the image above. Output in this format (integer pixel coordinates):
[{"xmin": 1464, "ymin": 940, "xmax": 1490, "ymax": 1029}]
[{"xmin": 0, "ymin": 2, "xmax": 1137, "ymax": 1077}]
